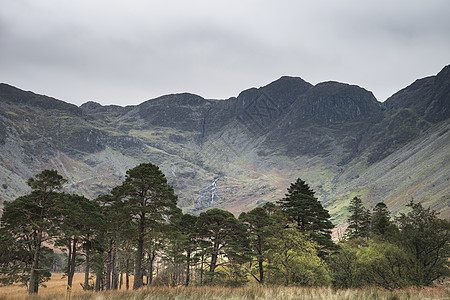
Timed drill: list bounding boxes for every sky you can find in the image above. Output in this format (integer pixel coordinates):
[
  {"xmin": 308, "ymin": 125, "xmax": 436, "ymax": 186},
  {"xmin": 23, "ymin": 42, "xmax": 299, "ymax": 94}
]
[{"xmin": 0, "ymin": 0, "xmax": 449, "ymax": 107}]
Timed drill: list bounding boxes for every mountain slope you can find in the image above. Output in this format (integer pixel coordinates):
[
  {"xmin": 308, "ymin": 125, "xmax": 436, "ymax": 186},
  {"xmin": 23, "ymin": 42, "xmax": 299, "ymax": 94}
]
[
  {"xmin": 328, "ymin": 120, "xmax": 450, "ymax": 221},
  {"xmin": 0, "ymin": 66, "xmax": 448, "ymax": 225}
]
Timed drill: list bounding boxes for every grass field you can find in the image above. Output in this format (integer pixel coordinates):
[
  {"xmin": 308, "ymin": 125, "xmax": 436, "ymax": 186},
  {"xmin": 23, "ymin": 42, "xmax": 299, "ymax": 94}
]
[{"xmin": 0, "ymin": 273, "xmax": 448, "ymax": 300}]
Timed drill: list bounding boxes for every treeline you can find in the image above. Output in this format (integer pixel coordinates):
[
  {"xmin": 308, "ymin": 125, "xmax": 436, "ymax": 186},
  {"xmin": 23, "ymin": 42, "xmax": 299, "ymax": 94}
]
[
  {"xmin": 0, "ymin": 163, "xmax": 449, "ymax": 296},
  {"xmin": 332, "ymin": 197, "xmax": 449, "ymax": 288}
]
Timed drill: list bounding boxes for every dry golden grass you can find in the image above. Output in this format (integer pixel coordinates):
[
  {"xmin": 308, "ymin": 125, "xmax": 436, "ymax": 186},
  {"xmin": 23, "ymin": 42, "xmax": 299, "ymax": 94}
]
[
  {"xmin": 0, "ymin": 274, "xmax": 448, "ymax": 300},
  {"xmin": 0, "ymin": 273, "xmax": 86, "ymax": 300}
]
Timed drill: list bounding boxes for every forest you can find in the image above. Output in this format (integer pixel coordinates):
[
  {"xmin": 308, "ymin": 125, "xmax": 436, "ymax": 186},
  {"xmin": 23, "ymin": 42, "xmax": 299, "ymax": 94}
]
[{"xmin": 0, "ymin": 163, "xmax": 449, "ymax": 296}]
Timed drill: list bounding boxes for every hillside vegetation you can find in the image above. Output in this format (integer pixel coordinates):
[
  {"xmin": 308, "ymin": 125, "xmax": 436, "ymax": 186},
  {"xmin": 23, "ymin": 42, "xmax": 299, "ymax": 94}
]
[
  {"xmin": 0, "ymin": 167, "xmax": 449, "ymax": 298},
  {"xmin": 0, "ymin": 66, "xmax": 449, "ymax": 225}
]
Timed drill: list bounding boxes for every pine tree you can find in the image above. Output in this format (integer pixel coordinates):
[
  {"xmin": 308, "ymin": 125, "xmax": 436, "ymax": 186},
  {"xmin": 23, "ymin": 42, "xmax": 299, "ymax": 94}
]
[
  {"xmin": 54, "ymin": 194, "xmax": 104, "ymax": 292},
  {"xmin": 277, "ymin": 178, "xmax": 335, "ymax": 254},
  {"xmin": 97, "ymin": 193, "xmax": 134, "ymax": 290},
  {"xmin": 346, "ymin": 197, "xmax": 371, "ymax": 239},
  {"xmin": 239, "ymin": 207, "xmax": 274, "ymax": 284},
  {"xmin": 395, "ymin": 201, "xmax": 450, "ymax": 285},
  {"xmin": 0, "ymin": 170, "xmax": 66, "ymax": 294},
  {"xmin": 112, "ymin": 163, "xmax": 179, "ymax": 290},
  {"xmin": 370, "ymin": 202, "xmax": 394, "ymax": 237},
  {"xmin": 177, "ymin": 213, "xmax": 198, "ymax": 286},
  {"xmin": 197, "ymin": 208, "xmax": 250, "ymax": 285}
]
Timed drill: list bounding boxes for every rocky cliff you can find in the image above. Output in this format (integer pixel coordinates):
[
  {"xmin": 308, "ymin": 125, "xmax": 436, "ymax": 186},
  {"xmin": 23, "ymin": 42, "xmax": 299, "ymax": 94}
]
[{"xmin": 0, "ymin": 66, "xmax": 448, "ymax": 224}]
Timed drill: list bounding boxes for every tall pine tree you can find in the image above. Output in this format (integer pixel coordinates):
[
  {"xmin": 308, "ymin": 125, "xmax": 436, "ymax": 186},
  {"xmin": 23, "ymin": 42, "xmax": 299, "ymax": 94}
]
[
  {"xmin": 197, "ymin": 208, "xmax": 250, "ymax": 285},
  {"xmin": 277, "ymin": 178, "xmax": 335, "ymax": 254},
  {"xmin": 54, "ymin": 194, "xmax": 104, "ymax": 292},
  {"xmin": 371, "ymin": 202, "xmax": 394, "ymax": 237},
  {"xmin": 177, "ymin": 213, "xmax": 198, "ymax": 286},
  {"xmin": 239, "ymin": 207, "xmax": 274, "ymax": 284},
  {"xmin": 113, "ymin": 163, "xmax": 179, "ymax": 290},
  {"xmin": 1, "ymin": 170, "xmax": 67, "ymax": 294},
  {"xmin": 346, "ymin": 196, "xmax": 371, "ymax": 240}
]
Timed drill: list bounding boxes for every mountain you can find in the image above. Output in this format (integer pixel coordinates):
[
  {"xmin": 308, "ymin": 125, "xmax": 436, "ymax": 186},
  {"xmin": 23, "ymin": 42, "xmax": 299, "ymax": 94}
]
[{"xmin": 0, "ymin": 66, "xmax": 449, "ymax": 225}]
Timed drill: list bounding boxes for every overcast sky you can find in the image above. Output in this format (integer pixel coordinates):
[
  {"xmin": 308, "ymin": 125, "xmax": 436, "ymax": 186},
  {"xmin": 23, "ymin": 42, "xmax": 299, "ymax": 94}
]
[{"xmin": 0, "ymin": 0, "xmax": 449, "ymax": 106}]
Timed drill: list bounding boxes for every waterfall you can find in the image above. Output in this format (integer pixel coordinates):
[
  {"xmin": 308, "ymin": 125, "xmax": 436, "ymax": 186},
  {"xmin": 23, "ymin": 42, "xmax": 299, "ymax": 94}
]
[
  {"xmin": 209, "ymin": 178, "xmax": 218, "ymax": 206},
  {"xmin": 195, "ymin": 177, "xmax": 219, "ymax": 210}
]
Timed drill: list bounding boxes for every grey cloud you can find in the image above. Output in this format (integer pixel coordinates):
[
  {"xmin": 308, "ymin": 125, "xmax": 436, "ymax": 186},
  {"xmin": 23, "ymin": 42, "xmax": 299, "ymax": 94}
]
[{"xmin": 0, "ymin": 0, "xmax": 449, "ymax": 105}]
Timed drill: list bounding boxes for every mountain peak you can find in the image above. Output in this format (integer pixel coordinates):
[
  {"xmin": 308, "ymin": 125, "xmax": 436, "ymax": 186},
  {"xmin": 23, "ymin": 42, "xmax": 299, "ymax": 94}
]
[
  {"xmin": 313, "ymin": 81, "xmax": 375, "ymax": 96},
  {"xmin": 261, "ymin": 76, "xmax": 313, "ymax": 98},
  {"xmin": 264, "ymin": 75, "xmax": 311, "ymax": 87},
  {"xmin": 139, "ymin": 92, "xmax": 207, "ymax": 107},
  {"xmin": 298, "ymin": 80, "xmax": 382, "ymax": 123},
  {"xmin": 0, "ymin": 83, "xmax": 81, "ymax": 115},
  {"xmin": 0, "ymin": 67, "xmax": 448, "ymax": 224},
  {"xmin": 384, "ymin": 64, "xmax": 450, "ymax": 123},
  {"xmin": 80, "ymin": 101, "xmax": 103, "ymax": 110}
]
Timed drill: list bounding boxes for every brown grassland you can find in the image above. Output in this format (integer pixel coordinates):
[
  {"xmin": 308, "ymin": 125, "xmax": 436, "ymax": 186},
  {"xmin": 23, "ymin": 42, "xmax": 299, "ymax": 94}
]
[{"xmin": 0, "ymin": 273, "xmax": 448, "ymax": 300}]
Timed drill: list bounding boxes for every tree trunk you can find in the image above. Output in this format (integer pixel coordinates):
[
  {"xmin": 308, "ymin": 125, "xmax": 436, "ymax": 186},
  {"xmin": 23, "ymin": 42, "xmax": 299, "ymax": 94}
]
[
  {"xmin": 148, "ymin": 250, "xmax": 155, "ymax": 286},
  {"xmin": 105, "ymin": 239, "xmax": 112, "ymax": 290},
  {"xmin": 28, "ymin": 231, "xmax": 42, "ymax": 294},
  {"xmin": 68, "ymin": 238, "xmax": 77, "ymax": 289},
  {"xmin": 119, "ymin": 260, "xmax": 123, "ymax": 290},
  {"xmin": 258, "ymin": 257, "xmax": 264, "ymax": 284},
  {"xmin": 111, "ymin": 240, "xmax": 118, "ymax": 290},
  {"xmin": 258, "ymin": 235, "xmax": 264, "ymax": 284},
  {"xmin": 133, "ymin": 216, "xmax": 145, "ymax": 290},
  {"xmin": 126, "ymin": 258, "xmax": 130, "ymax": 290},
  {"xmin": 185, "ymin": 250, "xmax": 191, "ymax": 286},
  {"xmin": 209, "ymin": 247, "xmax": 218, "ymax": 285},
  {"xmin": 209, "ymin": 253, "xmax": 217, "ymax": 273},
  {"xmin": 84, "ymin": 247, "xmax": 90, "ymax": 290},
  {"xmin": 95, "ymin": 273, "xmax": 101, "ymax": 292},
  {"xmin": 209, "ymin": 242, "xmax": 219, "ymax": 284},
  {"xmin": 66, "ymin": 238, "xmax": 72, "ymax": 291},
  {"xmin": 200, "ymin": 253, "xmax": 204, "ymax": 286}
]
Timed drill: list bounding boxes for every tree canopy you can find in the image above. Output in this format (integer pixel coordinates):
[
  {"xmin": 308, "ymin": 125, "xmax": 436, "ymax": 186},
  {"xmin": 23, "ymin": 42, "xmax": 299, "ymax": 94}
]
[
  {"xmin": 277, "ymin": 178, "xmax": 335, "ymax": 254},
  {"xmin": 1, "ymin": 169, "xmax": 448, "ymax": 294},
  {"xmin": 112, "ymin": 163, "xmax": 180, "ymax": 290},
  {"xmin": 346, "ymin": 196, "xmax": 371, "ymax": 240}
]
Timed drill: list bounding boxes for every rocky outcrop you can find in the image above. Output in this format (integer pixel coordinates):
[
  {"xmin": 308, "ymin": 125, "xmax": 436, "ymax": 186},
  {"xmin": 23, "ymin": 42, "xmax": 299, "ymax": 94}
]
[{"xmin": 0, "ymin": 65, "xmax": 448, "ymax": 223}]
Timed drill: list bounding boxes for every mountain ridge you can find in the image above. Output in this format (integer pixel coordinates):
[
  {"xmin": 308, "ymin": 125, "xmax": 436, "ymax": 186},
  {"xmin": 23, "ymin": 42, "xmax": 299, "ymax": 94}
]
[{"xmin": 0, "ymin": 65, "xmax": 448, "ymax": 224}]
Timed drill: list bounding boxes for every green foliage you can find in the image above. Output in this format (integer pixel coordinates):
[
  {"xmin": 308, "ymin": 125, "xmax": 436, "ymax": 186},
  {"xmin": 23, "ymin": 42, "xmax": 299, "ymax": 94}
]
[
  {"xmin": 2, "ymin": 167, "xmax": 449, "ymax": 294},
  {"xmin": 395, "ymin": 201, "xmax": 450, "ymax": 285},
  {"xmin": 370, "ymin": 202, "xmax": 396, "ymax": 238},
  {"xmin": 176, "ymin": 213, "xmax": 199, "ymax": 286},
  {"xmin": 54, "ymin": 193, "xmax": 105, "ymax": 289},
  {"xmin": 0, "ymin": 169, "xmax": 67, "ymax": 294},
  {"xmin": 215, "ymin": 264, "xmax": 249, "ymax": 287},
  {"xmin": 328, "ymin": 242, "xmax": 359, "ymax": 288},
  {"xmin": 277, "ymin": 178, "xmax": 336, "ymax": 254},
  {"xmin": 345, "ymin": 197, "xmax": 371, "ymax": 239},
  {"xmin": 0, "ymin": 226, "xmax": 32, "ymax": 286},
  {"xmin": 113, "ymin": 163, "xmax": 179, "ymax": 226},
  {"xmin": 330, "ymin": 240, "xmax": 418, "ymax": 289},
  {"xmin": 239, "ymin": 207, "xmax": 274, "ymax": 284},
  {"xmin": 26, "ymin": 169, "xmax": 67, "ymax": 192},
  {"xmin": 265, "ymin": 227, "xmax": 331, "ymax": 286},
  {"xmin": 112, "ymin": 163, "xmax": 180, "ymax": 290},
  {"xmin": 334, "ymin": 200, "xmax": 450, "ymax": 289},
  {"xmin": 197, "ymin": 209, "xmax": 250, "ymax": 285},
  {"xmin": 55, "ymin": 194, "xmax": 105, "ymax": 248},
  {"xmin": 357, "ymin": 241, "xmax": 419, "ymax": 289}
]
